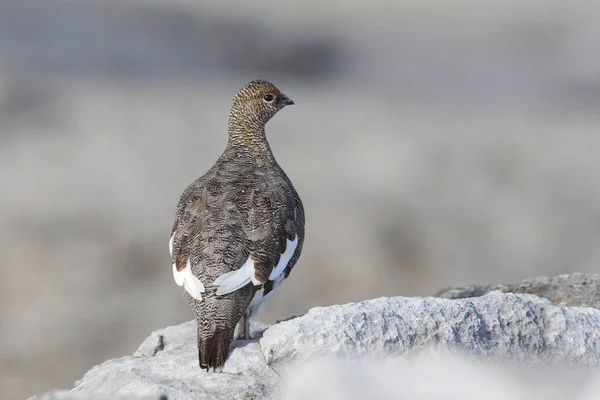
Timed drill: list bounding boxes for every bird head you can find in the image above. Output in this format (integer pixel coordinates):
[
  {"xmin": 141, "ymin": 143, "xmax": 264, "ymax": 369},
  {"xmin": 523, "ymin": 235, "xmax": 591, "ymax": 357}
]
[{"xmin": 229, "ymin": 80, "xmax": 294, "ymax": 130}]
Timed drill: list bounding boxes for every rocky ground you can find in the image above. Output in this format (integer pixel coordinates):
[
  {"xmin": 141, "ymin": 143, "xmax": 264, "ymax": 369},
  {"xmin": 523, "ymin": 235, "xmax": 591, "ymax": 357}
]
[{"xmin": 33, "ymin": 273, "xmax": 600, "ymax": 400}]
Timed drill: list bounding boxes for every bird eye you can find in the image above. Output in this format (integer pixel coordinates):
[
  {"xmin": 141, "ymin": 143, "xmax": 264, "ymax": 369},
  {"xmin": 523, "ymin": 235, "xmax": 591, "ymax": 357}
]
[{"xmin": 263, "ymin": 93, "xmax": 275, "ymax": 103}]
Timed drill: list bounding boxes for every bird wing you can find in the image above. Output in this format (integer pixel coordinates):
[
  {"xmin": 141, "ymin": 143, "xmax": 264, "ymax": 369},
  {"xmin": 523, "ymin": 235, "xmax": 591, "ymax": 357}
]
[
  {"xmin": 212, "ymin": 186, "xmax": 304, "ymax": 296},
  {"xmin": 170, "ymin": 181, "xmax": 207, "ymax": 301}
]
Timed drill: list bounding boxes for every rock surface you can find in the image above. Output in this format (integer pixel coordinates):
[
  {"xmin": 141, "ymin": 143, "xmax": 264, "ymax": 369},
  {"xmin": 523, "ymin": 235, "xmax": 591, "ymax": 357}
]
[
  {"xmin": 435, "ymin": 273, "xmax": 600, "ymax": 309},
  {"xmin": 33, "ymin": 275, "xmax": 600, "ymax": 400}
]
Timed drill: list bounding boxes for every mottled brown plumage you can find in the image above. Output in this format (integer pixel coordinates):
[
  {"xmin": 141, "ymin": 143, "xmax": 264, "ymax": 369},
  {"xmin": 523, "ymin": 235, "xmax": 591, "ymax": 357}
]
[{"xmin": 169, "ymin": 80, "xmax": 305, "ymax": 371}]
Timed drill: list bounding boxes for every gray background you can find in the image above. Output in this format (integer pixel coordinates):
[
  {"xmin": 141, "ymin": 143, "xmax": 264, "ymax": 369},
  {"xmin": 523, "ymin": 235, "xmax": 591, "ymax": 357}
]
[{"xmin": 1, "ymin": 1, "xmax": 600, "ymax": 399}]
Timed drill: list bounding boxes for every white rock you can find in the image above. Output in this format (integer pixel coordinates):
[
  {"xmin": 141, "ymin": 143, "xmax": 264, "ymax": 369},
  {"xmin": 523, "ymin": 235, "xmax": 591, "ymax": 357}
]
[
  {"xmin": 261, "ymin": 292, "xmax": 600, "ymax": 373},
  {"xmin": 32, "ymin": 290, "xmax": 600, "ymax": 400}
]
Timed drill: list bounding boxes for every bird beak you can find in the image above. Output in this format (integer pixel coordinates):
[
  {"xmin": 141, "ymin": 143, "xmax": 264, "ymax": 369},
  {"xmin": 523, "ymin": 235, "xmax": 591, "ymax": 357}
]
[{"xmin": 280, "ymin": 94, "xmax": 295, "ymax": 106}]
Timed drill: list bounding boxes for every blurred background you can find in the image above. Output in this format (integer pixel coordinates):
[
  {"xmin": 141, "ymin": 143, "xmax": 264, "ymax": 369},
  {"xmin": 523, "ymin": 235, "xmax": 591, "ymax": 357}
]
[{"xmin": 1, "ymin": 0, "xmax": 600, "ymax": 398}]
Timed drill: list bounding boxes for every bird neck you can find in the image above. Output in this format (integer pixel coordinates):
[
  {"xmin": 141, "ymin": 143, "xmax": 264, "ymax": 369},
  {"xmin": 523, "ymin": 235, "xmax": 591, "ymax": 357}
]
[{"xmin": 226, "ymin": 124, "xmax": 274, "ymax": 162}]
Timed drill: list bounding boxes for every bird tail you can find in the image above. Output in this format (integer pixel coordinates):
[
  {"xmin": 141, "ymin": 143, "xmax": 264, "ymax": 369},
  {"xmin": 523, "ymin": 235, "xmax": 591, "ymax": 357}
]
[{"xmin": 198, "ymin": 327, "xmax": 233, "ymax": 371}]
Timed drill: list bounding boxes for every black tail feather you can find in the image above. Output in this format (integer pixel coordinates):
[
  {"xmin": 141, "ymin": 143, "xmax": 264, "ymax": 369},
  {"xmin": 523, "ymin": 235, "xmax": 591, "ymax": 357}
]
[{"xmin": 198, "ymin": 327, "xmax": 233, "ymax": 371}]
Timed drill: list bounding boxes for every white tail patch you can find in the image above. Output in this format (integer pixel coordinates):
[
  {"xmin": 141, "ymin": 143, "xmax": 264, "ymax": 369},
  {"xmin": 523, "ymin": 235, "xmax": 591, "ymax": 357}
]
[
  {"xmin": 269, "ymin": 235, "xmax": 298, "ymax": 280},
  {"xmin": 213, "ymin": 256, "xmax": 259, "ymax": 295},
  {"xmin": 170, "ymin": 233, "xmax": 205, "ymax": 301},
  {"xmin": 213, "ymin": 235, "xmax": 298, "ymax": 296}
]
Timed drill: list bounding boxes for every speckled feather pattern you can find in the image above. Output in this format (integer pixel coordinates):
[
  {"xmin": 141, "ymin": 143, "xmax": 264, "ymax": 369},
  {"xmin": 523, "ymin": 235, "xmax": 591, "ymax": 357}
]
[{"xmin": 170, "ymin": 80, "xmax": 305, "ymax": 370}]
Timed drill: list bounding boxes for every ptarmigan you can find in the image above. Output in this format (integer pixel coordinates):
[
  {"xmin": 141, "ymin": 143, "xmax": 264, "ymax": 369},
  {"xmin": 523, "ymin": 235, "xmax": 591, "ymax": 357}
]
[{"xmin": 169, "ymin": 80, "xmax": 305, "ymax": 371}]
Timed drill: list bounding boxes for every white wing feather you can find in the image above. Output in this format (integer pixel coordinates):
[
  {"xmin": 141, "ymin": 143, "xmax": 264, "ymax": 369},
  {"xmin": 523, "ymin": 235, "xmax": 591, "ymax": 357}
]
[
  {"xmin": 269, "ymin": 235, "xmax": 298, "ymax": 280},
  {"xmin": 213, "ymin": 235, "xmax": 298, "ymax": 296},
  {"xmin": 170, "ymin": 233, "xmax": 205, "ymax": 301},
  {"xmin": 213, "ymin": 256, "xmax": 259, "ymax": 295}
]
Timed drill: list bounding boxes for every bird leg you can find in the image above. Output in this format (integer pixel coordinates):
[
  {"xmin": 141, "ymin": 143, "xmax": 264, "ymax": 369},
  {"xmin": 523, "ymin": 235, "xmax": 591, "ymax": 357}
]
[
  {"xmin": 243, "ymin": 307, "xmax": 253, "ymax": 340},
  {"xmin": 242, "ymin": 303, "xmax": 265, "ymax": 340},
  {"xmin": 233, "ymin": 307, "xmax": 257, "ymax": 340},
  {"xmin": 234, "ymin": 305, "xmax": 261, "ymax": 340},
  {"xmin": 240, "ymin": 307, "xmax": 252, "ymax": 340}
]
